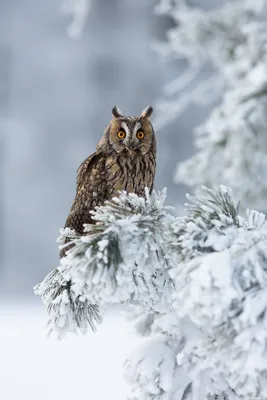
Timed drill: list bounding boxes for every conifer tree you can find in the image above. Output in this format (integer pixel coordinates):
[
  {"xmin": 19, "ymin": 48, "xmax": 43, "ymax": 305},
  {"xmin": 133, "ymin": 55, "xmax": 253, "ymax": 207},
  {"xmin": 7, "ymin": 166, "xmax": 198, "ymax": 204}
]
[{"xmin": 155, "ymin": 0, "xmax": 267, "ymax": 211}]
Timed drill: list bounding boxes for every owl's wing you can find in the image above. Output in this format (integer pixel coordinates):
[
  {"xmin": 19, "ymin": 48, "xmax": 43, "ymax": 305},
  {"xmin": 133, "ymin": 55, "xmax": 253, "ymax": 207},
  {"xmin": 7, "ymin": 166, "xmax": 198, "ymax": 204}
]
[
  {"xmin": 65, "ymin": 151, "xmax": 105, "ymax": 232},
  {"xmin": 76, "ymin": 152, "xmax": 101, "ymax": 191}
]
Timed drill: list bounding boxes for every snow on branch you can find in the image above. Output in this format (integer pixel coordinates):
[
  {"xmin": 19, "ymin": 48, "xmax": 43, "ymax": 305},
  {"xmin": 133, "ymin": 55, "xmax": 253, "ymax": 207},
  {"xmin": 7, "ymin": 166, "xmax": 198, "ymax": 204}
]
[
  {"xmin": 124, "ymin": 333, "xmax": 178, "ymax": 400},
  {"xmin": 34, "ymin": 189, "xmax": 173, "ymax": 338},
  {"xmin": 170, "ymin": 187, "xmax": 267, "ymax": 398},
  {"xmin": 35, "ymin": 186, "xmax": 267, "ymax": 397},
  {"xmin": 155, "ymin": 0, "xmax": 267, "ymax": 122},
  {"xmin": 123, "ymin": 187, "xmax": 267, "ymax": 399},
  {"xmin": 176, "ymin": 69, "xmax": 267, "ymax": 211}
]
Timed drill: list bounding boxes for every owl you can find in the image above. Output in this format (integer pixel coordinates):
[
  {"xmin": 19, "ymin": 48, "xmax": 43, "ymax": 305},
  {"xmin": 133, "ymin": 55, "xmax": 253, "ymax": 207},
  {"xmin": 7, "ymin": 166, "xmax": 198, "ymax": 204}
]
[{"xmin": 60, "ymin": 105, "xmax": 156, "ymax": 257}]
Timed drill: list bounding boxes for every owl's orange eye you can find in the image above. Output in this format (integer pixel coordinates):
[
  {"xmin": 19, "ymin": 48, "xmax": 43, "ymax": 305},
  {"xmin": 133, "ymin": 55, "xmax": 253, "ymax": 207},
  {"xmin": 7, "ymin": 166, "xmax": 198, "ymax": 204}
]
[
  {"xmin": 136, "ymin": 131, "xmax": 145, "ymax": 139},
  {"xmin": 117, "ymin": 130, "xmax": 126, "ymax": 139}
]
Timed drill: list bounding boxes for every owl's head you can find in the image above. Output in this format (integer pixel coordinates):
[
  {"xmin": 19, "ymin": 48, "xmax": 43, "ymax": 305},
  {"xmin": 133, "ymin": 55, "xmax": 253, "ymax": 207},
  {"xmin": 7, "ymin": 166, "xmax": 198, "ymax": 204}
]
[{"xmin": 100, "ymin": 106, "xmax": 156, "ymax": 155}]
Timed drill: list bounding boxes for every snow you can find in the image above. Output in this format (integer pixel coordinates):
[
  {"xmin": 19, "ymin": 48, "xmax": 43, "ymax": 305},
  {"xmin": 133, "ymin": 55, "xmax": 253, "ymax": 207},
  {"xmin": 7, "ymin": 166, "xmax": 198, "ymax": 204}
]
[
  {"xmin": 155, "ymin": 0, "xmax": 267, "ymax": 212},
  {"xmin": 0, "ymin": 303, "xmax": 138, "ymax": 400},
  {"xmin": 31, "ymin": 187, "xmax": 267, "ymax": 398}
]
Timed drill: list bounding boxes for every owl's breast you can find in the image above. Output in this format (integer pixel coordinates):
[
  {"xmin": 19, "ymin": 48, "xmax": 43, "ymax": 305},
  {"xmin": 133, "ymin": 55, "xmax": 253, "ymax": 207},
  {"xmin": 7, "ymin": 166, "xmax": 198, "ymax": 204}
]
[{"xmin": 105, "ymin": 152, "xmax": 156, "ymax": 197}]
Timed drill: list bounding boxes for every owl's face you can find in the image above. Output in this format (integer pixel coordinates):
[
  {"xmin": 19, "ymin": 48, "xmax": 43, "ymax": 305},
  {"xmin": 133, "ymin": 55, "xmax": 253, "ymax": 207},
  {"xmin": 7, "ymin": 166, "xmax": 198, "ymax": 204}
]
[{"xmin": 106, "ymin": 106, "xmax": 155, "ymax": 155}]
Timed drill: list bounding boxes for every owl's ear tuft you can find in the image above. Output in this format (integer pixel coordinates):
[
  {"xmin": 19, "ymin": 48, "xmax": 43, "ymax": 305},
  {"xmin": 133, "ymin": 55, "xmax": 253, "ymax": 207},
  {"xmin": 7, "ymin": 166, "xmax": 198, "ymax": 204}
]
[
  {"xmin": 141, "ymin": 105, "xmax": 153, "ymax": 120},
  {"xmin": 112, "ymin": 106, "xmax": 123, "ymax": 119}
]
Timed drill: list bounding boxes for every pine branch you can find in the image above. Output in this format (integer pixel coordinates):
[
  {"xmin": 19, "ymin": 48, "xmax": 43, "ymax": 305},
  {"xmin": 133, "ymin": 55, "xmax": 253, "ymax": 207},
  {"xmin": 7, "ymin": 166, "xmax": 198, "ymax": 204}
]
[
  {"xmin": 185, "ymin": 185, "xmax": 239, "ymax": 224},
  {"xmin": 34, "ymin": 189, "xmax": 174, "ymax": 336},
  {"xmin": 35, "ymin": 185, "xmax": 267, "ymax": 398},
  {"xmin": 169, "ymin": 190, "xmax": 267, "ymax": 398},
  {"xmin": 169, "ymin": 186, "xmax": 240, "ymax": 263},
  {"xmin": 34, "ymin": 268, "xmax": 103, "ymax": 338}
]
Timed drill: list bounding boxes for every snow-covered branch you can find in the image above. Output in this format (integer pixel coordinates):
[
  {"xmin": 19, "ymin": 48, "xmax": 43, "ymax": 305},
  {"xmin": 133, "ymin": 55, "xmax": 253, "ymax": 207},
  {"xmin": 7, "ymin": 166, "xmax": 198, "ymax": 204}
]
[
  {"xmin": 35, "ymin": 189, "xmax": 173, "ymax": 337},
  {"xmin": 36, "ymin": 186, "xmax": 267, "ymax": 397},
  {"xmin": 170, "ymin": 212, "xmax": 267, "ymax": 397}
]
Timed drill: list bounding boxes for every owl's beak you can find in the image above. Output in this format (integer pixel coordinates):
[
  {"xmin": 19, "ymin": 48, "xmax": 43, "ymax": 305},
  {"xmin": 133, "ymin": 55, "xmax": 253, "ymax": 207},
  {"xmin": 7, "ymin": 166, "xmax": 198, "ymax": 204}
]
[
  {"xmin": 125, "ymin": 137, "xmax": 139, "ymax": 150},
  {"xmin": 127, "ymin": 143, "xmax": 137, "ymax": 150}
]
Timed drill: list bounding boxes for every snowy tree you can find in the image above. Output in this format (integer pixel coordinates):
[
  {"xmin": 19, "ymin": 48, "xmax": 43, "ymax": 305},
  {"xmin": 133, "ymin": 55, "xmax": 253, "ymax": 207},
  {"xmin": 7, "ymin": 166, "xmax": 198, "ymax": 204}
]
[
  {"xmin": 35, "ymin": 186, "xmax": 267, "ymax": 399},
  {"xmin": 155, "ymin": 0, "xmax": 267, "ymax": 211}
]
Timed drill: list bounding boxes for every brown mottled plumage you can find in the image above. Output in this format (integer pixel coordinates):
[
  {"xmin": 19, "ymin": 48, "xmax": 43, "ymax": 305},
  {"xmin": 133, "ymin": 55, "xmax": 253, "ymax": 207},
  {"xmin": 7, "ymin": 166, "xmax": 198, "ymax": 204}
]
[{"xmin": 60, "ymin": 106, "xmax": 156, "ymax": 257}]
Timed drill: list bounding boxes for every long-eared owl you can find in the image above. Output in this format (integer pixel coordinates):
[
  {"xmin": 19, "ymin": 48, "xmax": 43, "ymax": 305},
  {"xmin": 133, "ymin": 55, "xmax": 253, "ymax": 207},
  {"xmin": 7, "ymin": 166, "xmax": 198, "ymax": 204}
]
[{"xmin": 60, "ymin": 105, "xmax": 156, "ymax": 257}]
